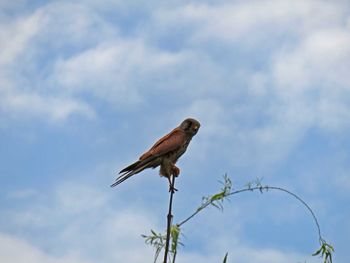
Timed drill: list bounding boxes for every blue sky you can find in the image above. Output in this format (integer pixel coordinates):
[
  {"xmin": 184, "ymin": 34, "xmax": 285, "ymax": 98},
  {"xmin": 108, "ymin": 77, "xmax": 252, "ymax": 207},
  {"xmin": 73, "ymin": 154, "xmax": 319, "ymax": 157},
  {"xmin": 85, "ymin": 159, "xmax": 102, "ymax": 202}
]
[{"xmin": 0, "ymin": 0, "xmax": 349, "ymax": 262}]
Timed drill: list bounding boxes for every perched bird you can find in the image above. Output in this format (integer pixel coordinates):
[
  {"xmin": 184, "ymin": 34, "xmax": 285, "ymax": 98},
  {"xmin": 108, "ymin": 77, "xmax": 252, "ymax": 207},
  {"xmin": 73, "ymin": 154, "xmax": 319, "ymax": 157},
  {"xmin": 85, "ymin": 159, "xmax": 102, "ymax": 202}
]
[{"xmin": 111, "ymin": 118, "xmax": 200, "ymax": 189}]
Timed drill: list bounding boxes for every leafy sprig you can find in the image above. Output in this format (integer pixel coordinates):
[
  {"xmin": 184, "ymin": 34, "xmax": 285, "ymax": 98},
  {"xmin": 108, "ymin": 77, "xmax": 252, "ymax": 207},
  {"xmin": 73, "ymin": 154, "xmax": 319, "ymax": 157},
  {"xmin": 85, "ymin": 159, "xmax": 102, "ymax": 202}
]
[
  {"xmin": 142, "ymin": 175, "xmax": 334, "ymax": 263},
  {"xmin": 313, "ymin": 239, "xmax": 334, "ymax": 263}
]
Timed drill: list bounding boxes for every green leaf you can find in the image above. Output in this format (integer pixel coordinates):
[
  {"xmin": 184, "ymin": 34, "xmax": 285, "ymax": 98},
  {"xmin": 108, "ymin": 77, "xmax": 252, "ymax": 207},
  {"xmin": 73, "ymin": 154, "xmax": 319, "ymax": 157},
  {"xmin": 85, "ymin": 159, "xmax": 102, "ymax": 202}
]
[
  {"xmin": 312, "ymin": 246, "xmax": 323, "ymax": 256},
  {"xmin": 211, "ymin": 192, "xmax": 224, "ymax": 201},
  {"xmin": 222, "ymin": 252, "xmax": 228, "ymax": 263},
  {"xmin": 170, "ymin": 225, "xmax": 181, "ymax": 253}
]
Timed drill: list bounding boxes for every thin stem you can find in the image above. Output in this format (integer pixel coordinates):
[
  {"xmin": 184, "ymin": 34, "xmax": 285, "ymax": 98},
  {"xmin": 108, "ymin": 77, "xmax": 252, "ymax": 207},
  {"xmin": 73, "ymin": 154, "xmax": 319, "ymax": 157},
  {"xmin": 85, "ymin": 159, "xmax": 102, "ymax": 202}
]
[
  {"xmin": 177, "ymin": 200, "xmax": 209, "ymax": 227},
  {"xmin": 163, "ymin": 175, "xmax": 176, "ymax": 263},
  {"xmin": 227, "ymin": 186, "xmax": 323, "ymax": 242},
  {"xmin": 172, "ymin": 250, "xmax": 177, "ymax": 263},
  {"xmin": 178, "ymin": 185, "xmax": 323, "ymax": 242}
]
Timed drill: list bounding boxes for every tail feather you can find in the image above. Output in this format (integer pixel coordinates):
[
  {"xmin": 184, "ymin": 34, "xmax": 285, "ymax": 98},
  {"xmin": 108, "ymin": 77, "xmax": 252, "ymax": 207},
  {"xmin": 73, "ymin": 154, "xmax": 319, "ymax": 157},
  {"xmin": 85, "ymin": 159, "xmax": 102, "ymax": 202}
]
[
  {"xmin": 110, "ymin": 172, "xmax": 135, "ymax": 187},
  {"xmin": 119, "ymin": 160, "xmax": 142, "ymax": 174},
  {"xmin": 111, "ymin": 159, "xmax": 153, "ymax": 187}
]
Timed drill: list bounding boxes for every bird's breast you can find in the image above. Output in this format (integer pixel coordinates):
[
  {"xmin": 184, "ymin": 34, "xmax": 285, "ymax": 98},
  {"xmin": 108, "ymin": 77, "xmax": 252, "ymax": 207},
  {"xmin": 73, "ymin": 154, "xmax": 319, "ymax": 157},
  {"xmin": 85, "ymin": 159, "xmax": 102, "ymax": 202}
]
[{"xmin": 167, "ymin": 137, "xmax": 192, "ymax": 163}]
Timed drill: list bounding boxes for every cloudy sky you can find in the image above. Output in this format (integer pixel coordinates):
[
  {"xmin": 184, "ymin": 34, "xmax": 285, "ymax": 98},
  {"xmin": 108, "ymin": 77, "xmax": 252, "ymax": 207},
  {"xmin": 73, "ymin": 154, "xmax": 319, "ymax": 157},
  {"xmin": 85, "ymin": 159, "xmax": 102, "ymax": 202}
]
[{"xmin": 1, "ymin": 0, "xmax": 349, "ymax": 262}]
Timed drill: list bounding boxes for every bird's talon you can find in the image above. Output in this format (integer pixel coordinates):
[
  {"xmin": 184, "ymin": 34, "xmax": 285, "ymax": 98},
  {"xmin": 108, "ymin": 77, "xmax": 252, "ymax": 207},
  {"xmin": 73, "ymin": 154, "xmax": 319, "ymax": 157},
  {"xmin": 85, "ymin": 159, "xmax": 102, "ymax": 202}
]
[{"xmin": 169, "ymin": 184, "xmax": 178, "ymax": 192}]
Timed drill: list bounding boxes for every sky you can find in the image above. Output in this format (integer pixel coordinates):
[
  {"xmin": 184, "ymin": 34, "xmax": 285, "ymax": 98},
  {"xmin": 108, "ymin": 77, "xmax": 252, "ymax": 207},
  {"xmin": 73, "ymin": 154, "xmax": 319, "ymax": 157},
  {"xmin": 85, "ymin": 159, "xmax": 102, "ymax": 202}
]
[{"xmin": 0, "ymin": 0, "xmax": 349, "ymax": 262}]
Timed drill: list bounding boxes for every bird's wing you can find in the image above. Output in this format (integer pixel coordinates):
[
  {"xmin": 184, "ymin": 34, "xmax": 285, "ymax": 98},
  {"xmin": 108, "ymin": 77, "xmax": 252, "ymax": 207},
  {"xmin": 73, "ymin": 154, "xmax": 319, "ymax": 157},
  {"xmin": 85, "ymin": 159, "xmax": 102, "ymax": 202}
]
[
  {"xmin": 112, "ymin": 128, "xmax": 186, "ymax": 188},
  {"xmin": 139, "ymin": 128, "xmax": 186, "ymax": 161}
]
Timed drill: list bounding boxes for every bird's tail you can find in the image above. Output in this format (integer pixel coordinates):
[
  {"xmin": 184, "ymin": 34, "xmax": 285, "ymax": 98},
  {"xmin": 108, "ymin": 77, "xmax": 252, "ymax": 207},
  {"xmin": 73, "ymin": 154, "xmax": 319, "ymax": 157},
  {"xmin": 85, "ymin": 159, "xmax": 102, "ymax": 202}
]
[
  {"xmin": 110, "ymin": 160, "xmax": 151, "ymax": 187},
  {"xmin": 110, "ymin": 172, "xmax": 136, "ymax": 187}
]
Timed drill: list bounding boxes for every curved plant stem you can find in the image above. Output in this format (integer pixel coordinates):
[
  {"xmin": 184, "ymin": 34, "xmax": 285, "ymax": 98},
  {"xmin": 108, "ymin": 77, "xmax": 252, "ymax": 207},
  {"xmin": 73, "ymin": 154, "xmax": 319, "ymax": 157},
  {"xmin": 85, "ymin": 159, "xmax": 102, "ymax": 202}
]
[
  {"xmin": 178, "ymin": 185, "xmax": 323, "ymax": 242},
  {"xmin": 227, "ymin": 186, "xmax": 323, "ymax": 242}
]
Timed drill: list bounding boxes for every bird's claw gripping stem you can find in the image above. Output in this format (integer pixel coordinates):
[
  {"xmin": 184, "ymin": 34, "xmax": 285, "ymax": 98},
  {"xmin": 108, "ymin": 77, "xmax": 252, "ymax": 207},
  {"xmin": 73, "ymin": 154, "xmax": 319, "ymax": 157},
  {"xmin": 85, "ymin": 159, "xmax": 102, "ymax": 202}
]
[
  {"xmin": 169, "ymin": 183, "xmax": 178, "ymax": 193},
  {"xmin": 167, "ymin": 175, "xmax": 178, "ymax": 193}
]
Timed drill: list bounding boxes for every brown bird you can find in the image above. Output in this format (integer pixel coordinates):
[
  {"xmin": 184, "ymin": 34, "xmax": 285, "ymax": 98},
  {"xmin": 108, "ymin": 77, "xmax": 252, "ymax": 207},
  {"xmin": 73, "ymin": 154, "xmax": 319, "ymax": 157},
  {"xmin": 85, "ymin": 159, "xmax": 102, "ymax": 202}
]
[{"xmin": 111, "ymin": 118, "xmax": 200, "ymax": 189}]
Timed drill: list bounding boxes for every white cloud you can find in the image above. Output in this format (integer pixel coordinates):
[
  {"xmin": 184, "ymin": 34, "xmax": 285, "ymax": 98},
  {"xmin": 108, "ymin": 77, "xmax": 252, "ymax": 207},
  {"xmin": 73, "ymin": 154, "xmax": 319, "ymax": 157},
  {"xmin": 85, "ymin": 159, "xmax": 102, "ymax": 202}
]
[
  {"xmin": 0, "ymin": 92, "xmax": 95, "ymax": 121},
  {"xmin": 0, "ymin": 0, "xmax": 193, "ymax": 120},
  {"xmin": 154, "ymin": 0, "xmax": 346, "ymax": 45},
  {"xmin": 36, "ymin": 2, "xmax": 117, "ymax": 47},
  {"xmin": 0, "ymin": 9, "xmax": 43, "ymax": 65},
  {"xmin": 133, "ymin": 1, "xmax": 347, "ymax": 169},
  {"xmin": 0, "ymin": 3, "xmax": 100, "ymax": 122},
  {"xmin": 1, "ymin": 230, "xmax": 316, "ymax": 263},
  {"xmin": 0, "ymin": 233, "xmax": 92, "ymax": 263},
  {"xmin": 272, "ymin": 27, "xmax": 350, "ymax": 132},
  {"xmin": 53, "ymin": 40, "xmax": 186, "ymax": 106},
  {"xmin": 5, "ymin": 179, "xmax": 158, "ymax": 262}
]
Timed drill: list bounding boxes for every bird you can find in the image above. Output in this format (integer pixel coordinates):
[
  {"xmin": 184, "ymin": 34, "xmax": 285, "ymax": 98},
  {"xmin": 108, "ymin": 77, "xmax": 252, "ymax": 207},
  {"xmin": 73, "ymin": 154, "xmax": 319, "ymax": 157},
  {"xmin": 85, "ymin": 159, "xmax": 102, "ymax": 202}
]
[{"xmin": 111, "ymin": 118, "xmax": 200, "ymax": 190}]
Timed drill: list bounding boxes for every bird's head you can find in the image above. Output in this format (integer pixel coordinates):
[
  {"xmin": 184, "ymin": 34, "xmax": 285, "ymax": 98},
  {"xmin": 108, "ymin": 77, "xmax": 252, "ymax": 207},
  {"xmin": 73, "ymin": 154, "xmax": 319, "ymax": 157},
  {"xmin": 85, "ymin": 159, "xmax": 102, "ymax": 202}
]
[{"xmin": 180, "ymin": 118, "xmax": 200, "ymax": 136}]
